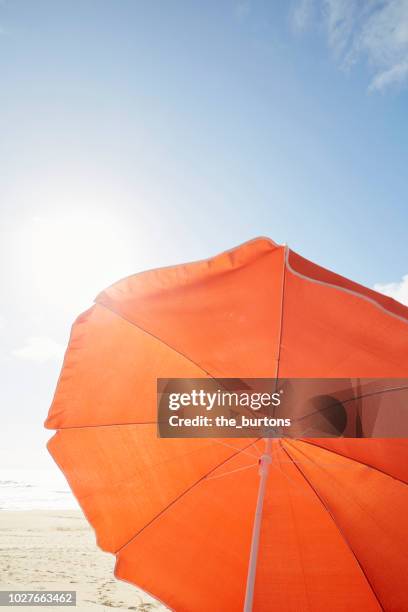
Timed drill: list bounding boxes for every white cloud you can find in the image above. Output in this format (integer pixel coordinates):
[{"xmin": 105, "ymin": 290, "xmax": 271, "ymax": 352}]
[
  {"xmin": 322, "ymin": 0, "xmax": 357, "ymax": 58},
  {"xmin": 291, "ymin": 0, "xmax": 314, "ymax": 32},
  {"xmin": 374, "ymin": 274, "xmax": 408, "ymax": 306},
  {"xmin": 12, "ymin": 336, "xmax": 64, "ymax": 364},
  {"xmin": 292, "ymin": 0, "xmax": 408, "ymax": 91},
  {"xmin": 370, "ymin": 60, "xmax": 408, "ymax": 91},
  {"xmin": 235, "ymin": 1, "xmax": 251, "ymax": 21}
]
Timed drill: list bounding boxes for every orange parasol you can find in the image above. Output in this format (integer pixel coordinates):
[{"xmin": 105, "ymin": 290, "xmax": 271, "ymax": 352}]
[{"xmin": 45, "ymin": 238, "xmax": 408, "ymax": 611}]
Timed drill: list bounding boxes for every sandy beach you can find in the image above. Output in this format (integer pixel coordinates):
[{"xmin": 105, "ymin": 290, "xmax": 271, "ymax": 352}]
[{"xmin": 0, "ymin": 511, "xmax": 168, "ymax": 611}]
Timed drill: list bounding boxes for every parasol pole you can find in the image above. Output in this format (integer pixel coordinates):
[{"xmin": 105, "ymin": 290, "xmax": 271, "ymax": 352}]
[{"xmin": 243, "ymin": 438, "xmax": 272, "ymax": 612}]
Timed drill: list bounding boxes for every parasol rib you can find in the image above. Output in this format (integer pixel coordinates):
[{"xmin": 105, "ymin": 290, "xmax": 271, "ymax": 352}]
[
  {"xmin": 115, "ymin": 438, "xmax": 261, "ymax": 555},
  {"xmin": 298, "ymin": 438, "xmax": 408, "ymax": 486},
  {"xmin": 280, "ymin": 440, "xmax": 385, "ymax": 611}
]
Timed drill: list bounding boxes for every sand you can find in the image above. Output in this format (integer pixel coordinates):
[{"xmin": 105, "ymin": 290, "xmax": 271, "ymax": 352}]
[{"xmin": 0, "ymin": 511, "xmax": 168, "ymax": 611}]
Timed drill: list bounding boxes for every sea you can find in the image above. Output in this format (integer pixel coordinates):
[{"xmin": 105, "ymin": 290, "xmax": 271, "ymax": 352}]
[{"xmin": 0, "ymin": 469, "xmax": 79, "ymax": 511}]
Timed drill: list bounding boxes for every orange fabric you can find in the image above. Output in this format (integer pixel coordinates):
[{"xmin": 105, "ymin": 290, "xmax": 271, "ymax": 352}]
[
  {"xmin": 281, "ymin": 440, "xmax": 408, "ymax": 611},
  {"xmin": 303, "ymin": 438, "xmax": 408, "ymax": 483},
  {"xmin": 281, "ymin": 250, "xmax": 408, "ymax": 377},
  {"xmin": 46, "ymin": 305, "xmax": 212, "ymax": 428},
  {"xmin": 45, "ymin": 237, "xmax": 408, "ymax": 611},
  {"xmin": 253, "ymin": 441, "xmax": 380, "ymax": 612},
  {"xmin": 115, "ymin": 444, "xmax": 262, "ymax": 612},
  {"xmin": 48, "ymin": 428, "xmax": 256, "ymax": 554},
  {"xmin": 96, "ymin": 238, "xmax": 285, "ymax": 378}
]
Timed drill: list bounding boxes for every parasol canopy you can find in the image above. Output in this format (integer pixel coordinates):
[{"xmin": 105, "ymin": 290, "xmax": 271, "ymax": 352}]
[{"xmin": 46, "ymin": 237, "xmax": 408, "ymax": 611}]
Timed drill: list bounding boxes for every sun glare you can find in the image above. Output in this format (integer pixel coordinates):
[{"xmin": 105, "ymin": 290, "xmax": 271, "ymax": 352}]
[{"xmin": 18, "ymin": 213, "xmax": 135, "ymax": 316}]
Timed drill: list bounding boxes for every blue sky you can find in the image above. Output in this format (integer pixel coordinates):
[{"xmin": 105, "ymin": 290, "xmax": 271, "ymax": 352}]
[{"xmin": 1, "ymin": 1, "xmax": 407, "ymax": 473}]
